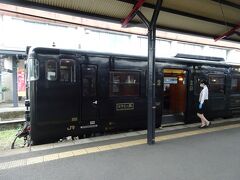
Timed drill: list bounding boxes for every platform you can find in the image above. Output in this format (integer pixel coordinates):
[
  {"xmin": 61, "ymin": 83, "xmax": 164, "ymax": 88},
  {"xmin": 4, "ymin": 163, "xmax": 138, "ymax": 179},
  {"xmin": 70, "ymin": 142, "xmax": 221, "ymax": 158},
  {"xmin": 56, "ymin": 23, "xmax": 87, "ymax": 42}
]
[
  {"xmin": 0, "ymin": 118, "xmax": 240, "ymax": 180},
  {"xmin": 0, "ymin": 103, "xmax": 25, "ymax": 121}
]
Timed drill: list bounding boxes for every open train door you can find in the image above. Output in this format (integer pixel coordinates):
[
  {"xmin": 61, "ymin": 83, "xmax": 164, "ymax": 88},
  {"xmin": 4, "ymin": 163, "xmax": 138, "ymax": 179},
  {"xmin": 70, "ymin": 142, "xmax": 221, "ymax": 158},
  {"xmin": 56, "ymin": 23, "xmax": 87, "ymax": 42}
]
[
  {"xmin": 161, "ymin": 68, "xmax": 188, "ymax": 125},
  {"xmin": 80, "ymin": 64, "xmax": 99, "ymax": 130}
]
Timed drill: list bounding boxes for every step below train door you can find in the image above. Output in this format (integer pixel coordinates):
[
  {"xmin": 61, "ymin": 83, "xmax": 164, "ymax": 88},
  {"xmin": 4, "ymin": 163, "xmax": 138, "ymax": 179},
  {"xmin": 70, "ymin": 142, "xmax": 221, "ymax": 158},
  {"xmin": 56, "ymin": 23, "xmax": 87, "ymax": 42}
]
[
  {"xmin": 162, "ymin": 68, "xmax": 188, "ymax": 125},
  {"xmin": 80, "ymin": 64, "xmax": 99, "ymax": 130}
]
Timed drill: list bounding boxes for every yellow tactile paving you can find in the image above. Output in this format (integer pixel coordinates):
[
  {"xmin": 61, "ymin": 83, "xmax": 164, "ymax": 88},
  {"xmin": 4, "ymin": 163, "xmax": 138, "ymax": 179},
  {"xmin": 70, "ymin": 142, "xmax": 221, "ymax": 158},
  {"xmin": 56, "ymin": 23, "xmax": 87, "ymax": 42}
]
[
  {"xmin": 97, "ymin": 145, "xmax": 113, "ymax": 151},
  {"xmin": 109, "ymin": 143, "xmax": 124, "ymax": 149},
  {"xmin": 43, "ymin": 153, "xmax": 59, "ymax": 161},
  {"xmin": 85, "ymin": 147, "xmax": 100, "ymax": 153},
  {"xmin": 120, "ymin": 141, "xmax": 138, "ymax": 148},
  {"xmin": 1, "ymin": 123, "xmax": 240, "ymax": 171},
  {"xmin": 26, "ymin": 156, "xmax": 44, "ymax": 165},
  {"xmin": 72, "ymin": 149, "xmax": 87, "ymax": 156},
  {"xmin": 59, "ymin": 151, "xmax": 74, "ymax": 159}
]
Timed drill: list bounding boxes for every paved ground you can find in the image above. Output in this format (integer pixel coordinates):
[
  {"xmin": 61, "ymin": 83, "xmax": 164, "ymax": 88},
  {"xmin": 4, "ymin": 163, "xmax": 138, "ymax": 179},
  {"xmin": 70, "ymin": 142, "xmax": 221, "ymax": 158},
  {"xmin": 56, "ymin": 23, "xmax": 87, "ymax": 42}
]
[{"xmin": 0, "ymin": 120, "xmax": 240, "ymax": 180}]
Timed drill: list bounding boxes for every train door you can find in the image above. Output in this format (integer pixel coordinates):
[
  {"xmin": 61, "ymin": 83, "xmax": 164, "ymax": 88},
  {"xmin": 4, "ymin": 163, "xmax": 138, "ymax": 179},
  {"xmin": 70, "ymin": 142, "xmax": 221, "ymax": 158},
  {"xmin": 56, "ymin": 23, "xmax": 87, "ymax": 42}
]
[
  {"xmin": 161, "ymin": 68, "xmax": 187, "ymax": 124},
  {"xmin": 80, "ymin": 64, "xmax": 99, "ymax": 129},
  {"xmin": 208, "ymin": 74, "xmax": 227, "ymax": 115}
]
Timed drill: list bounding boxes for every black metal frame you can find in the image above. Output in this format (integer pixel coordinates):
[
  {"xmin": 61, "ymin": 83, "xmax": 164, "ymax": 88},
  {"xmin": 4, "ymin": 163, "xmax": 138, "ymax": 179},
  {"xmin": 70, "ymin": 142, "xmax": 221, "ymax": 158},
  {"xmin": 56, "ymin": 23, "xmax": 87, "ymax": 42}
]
[
  {"xmin": 1, "ymin": 0, "xmax": 237, "ymax": 28},
  {"xmin": 135, "ymin": 0, "xmax": 163, "ymax": 144},
  {"xmin": 211, "ymin": 0, "xmax": 240, "ymax": 10},
  {"xmin": 118, "ymin": 0, "xmax": 236, "ymax": 28}
]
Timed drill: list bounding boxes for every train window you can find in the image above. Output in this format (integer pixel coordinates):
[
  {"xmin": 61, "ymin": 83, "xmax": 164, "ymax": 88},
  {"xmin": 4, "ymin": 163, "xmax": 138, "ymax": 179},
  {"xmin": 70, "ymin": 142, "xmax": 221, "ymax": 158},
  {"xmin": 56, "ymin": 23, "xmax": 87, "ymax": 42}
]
[
  {"xmin": 82, "ymin": 65, "xmax": 97, "ymax": 97},
  {"xmin": 208, "ymin": 75, "xmax": 225, "ymax": 94},
  {"xmin": 60, "ymin": 59, "xmax": 76, "ymax": 82},
  {"xmin": 46, "ymin": 60, "xmax": 57, "ymax": 81},
  {"xmin": 109, "ymin": 71, "xmax": 140, "ymax": 97},
  {"xmin": 27, "ymin": 58, "xmax": 39, "ymax": 81},
  {"xmin": 231, "ymin": 77, "xmax": 240, "ymax": 93}
]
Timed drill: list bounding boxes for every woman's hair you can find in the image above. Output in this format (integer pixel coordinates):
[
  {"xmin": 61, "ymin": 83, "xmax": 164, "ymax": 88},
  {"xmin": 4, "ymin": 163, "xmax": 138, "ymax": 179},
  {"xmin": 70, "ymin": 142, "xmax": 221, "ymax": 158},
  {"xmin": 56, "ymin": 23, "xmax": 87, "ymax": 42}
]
[{"xmin": 200, "ymin": 80, "xmax": 208, "ymax": 85}]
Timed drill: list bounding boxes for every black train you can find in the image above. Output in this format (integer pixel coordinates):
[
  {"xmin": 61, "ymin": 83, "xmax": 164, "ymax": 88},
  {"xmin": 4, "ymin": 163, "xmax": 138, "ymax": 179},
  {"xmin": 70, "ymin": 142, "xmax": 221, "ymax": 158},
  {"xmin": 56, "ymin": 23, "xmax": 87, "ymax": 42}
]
[{"xmin": 26, "ymin": 47, "xmax": 240, "ymax": 144}]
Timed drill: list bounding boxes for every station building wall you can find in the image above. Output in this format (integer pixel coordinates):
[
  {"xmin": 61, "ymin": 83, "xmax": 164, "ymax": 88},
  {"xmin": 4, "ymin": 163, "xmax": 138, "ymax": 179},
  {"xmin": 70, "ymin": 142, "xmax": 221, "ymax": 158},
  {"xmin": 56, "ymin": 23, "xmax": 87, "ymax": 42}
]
[
  {"xmin": 0, "ymin": 56, "xmax": 25, "ymax": 103},
  {"xmin": 1, "ymin": 57, "xmax": 12, "ymax": 102}
]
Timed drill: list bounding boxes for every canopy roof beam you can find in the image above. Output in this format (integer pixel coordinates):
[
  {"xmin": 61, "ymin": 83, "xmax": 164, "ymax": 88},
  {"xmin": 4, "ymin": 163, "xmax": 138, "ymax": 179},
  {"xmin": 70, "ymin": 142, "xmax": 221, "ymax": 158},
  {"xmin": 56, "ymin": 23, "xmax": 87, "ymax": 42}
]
[
  {"xmin": 118, "ymin": 0, "xmax": 236, "ymax": 28},
  {"xmin": 215, "ymin": 23, "xmax": 240, "ymax": 41},
  {"xmin": 2, "ymin": 0, "xmax": 237, "ymax": 29},
  {"xmin": 1, "ymin": 0, "xmax": 240, "ymax": 41},
  {"xmin": 211, "ymin": 0, "xmax": 240, "ymax": 10},
  {"xmin": 121, "ymin": 0, "xmax": 145, "ymax": 27}
]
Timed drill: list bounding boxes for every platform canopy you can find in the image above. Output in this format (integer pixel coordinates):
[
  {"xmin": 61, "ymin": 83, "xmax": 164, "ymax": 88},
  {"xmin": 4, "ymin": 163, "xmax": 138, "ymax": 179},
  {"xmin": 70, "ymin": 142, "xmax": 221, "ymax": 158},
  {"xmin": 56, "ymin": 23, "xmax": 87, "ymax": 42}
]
[{"xmin": 1, "ymin": 0, "xmax": 240, "ymax": 42}]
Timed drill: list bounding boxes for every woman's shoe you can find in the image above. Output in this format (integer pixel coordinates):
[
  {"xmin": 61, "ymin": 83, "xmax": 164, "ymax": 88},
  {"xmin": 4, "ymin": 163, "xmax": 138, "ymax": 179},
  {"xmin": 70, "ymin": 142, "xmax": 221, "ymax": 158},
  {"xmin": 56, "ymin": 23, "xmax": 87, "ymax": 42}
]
[
  {"xmin": 198, "ymin": 125, "xmax": 206, "ymax": 128},
  {"xmin": 206, "ymin": 121, "xmax": 211, "ymax": 127}
]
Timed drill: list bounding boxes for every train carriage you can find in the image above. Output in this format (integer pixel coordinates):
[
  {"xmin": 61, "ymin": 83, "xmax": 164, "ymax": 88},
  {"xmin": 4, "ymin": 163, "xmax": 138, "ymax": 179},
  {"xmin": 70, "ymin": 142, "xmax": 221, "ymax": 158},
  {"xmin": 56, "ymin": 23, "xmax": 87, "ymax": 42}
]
[{"xmin": 26, "ymin": 47, "xmax": 240, "ymax": 144}]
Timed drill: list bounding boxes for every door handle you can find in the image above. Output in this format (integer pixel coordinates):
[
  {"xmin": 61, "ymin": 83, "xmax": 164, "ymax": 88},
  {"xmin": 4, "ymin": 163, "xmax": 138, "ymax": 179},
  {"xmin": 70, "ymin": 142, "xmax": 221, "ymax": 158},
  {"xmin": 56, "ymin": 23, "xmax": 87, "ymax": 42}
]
[{"xmin": 92, "ymin": 100, "xmax": 98, "ymax": 105}]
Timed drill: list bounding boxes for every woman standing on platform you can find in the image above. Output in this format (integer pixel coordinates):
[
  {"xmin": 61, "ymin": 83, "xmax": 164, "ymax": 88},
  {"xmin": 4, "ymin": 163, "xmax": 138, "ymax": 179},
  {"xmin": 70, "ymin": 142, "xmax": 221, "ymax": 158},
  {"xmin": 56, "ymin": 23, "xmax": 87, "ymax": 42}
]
[{"xmin": 197, "ymin": 80, "xmax": 211, "ymax": 128}]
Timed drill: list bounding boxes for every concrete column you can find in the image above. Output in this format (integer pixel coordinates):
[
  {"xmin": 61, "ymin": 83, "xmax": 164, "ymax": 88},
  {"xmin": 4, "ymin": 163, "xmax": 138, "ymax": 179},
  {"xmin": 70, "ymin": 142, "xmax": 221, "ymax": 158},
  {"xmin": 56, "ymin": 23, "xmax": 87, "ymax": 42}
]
[
  {"xmin": 12, "ymin": 56, "xmax": 18, "ymax": 107},
  {"xmin": 0, "ymin": 57, "xmax": 2, "ymax": 102}
]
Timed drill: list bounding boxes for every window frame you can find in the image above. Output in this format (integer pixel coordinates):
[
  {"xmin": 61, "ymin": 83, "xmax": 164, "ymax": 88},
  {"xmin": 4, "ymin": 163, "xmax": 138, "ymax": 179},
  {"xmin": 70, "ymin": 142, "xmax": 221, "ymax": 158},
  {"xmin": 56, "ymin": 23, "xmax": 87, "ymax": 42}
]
[
  {"xmin": 59, "ymin": 59, "xmax": 76, "ymax": 83},
  {"xmin": 45, "ymin": 59, "xmax": 57, "ymax": 81},
  {"xmin": 81, "ymin": 64, "xmax": 97, "ymax": 97},
  {"xmin": 230, "ymin": 75, "xmax": 240, "ymax": 94},
  {"xmin": 109, "ymin": 70, "xmax": 141, "ymax": 97},
  {"xmin": 27, "ymin": 58, "xmax": 39, "ymax": 81}
]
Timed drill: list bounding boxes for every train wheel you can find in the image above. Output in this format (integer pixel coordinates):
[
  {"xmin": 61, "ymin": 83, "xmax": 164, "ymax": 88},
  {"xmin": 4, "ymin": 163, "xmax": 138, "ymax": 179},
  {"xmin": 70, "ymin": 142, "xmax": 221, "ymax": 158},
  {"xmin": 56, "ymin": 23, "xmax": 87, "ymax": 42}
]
[{"xmin": 84, "ymin": 133, "xmax": 91, "ymax": 138}]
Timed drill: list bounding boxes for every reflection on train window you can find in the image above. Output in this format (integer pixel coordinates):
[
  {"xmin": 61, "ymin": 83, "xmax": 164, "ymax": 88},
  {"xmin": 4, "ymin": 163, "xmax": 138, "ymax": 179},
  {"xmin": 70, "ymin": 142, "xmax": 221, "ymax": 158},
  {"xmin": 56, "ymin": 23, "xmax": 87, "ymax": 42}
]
[
  {"xmin": 28, "ymin": 58, "xmax": 39, "ymax": 81},
  {"xmin": 82, "ymin": 65, "xmax": 97, "ymax": 97},
  {"xmin": 46, "ymin": 60, "xmax": 57, "ymax": 81},
  {"xmin": 109, "ymin": 71, "xmax": 140, "ymax": 97},
  {"xmin": 231, "ymin": 77, "xmax": 240, "ymax": 93},
  {"xmin": 208, "ymin": 75, "xmax": 225, "ymax": 94},
  {"xmin": 60, "ymin": 59, "xmax": 76, "ymax": 82}
]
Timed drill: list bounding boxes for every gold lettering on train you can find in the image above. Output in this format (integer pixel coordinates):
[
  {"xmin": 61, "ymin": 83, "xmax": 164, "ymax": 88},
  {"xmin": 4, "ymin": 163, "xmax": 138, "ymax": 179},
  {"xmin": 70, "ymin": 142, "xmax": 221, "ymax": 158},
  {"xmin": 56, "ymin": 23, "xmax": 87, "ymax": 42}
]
[
  {"xmin": 116, "ymin": 103, "xmax": 134, "ymax": 111},
  {"xmin": 71, "ymin": 117, "xmax": 78, "ymax": 122},
  {"xmin": 67, "ymin": 125, "xmax": 75, "ymax": 131},
  {"xmin": 157, "ymin": 80, "xmax": 161, "ymax": 86}
]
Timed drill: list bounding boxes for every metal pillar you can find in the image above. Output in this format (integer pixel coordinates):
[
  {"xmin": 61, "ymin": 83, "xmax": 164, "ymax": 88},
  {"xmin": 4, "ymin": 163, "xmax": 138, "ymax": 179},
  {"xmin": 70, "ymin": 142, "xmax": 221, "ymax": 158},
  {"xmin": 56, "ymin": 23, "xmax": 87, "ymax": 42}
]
[
  {"xmin": 147, "ymin": 27, "xmax": 156, "ymax": 144},
  {"xmin": 146, "ymin": 0, "xmax": 162, "ymax": 145},
  {"xmin": 12, "ymin": 56, "xmax": 18, "ymax": 107},
  {"xmin": 122, "ymin": 0, "xmax": 163, "ymax": 144}
]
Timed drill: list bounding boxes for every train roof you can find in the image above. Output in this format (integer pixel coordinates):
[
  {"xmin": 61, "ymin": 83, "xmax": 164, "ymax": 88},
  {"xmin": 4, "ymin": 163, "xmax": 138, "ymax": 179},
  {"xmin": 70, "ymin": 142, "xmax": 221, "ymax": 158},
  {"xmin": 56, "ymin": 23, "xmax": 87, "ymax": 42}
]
[{"xmin": 29, "ymin": 47, "xmax": 240, "ymax": 68}]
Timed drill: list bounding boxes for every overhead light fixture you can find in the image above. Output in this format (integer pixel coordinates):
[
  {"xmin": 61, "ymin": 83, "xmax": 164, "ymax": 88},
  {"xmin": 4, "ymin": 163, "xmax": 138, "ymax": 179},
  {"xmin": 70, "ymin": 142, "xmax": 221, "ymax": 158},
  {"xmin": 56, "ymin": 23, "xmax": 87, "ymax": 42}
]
[{"xmin": 178, "ymin": 77, "xmax": 183, "ymax": 81}]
